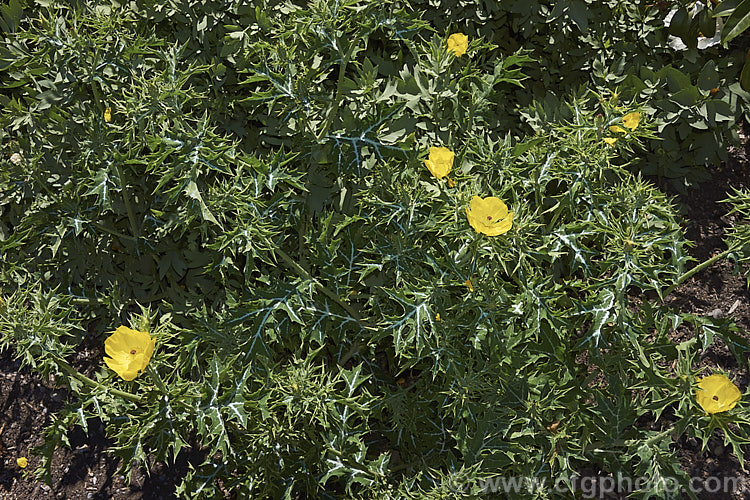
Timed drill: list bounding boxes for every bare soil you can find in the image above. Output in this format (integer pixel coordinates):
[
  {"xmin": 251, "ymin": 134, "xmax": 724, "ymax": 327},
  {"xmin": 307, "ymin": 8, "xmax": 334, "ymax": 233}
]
[{"xmin": 4, "ymin": 140, "xmax": 750, "ymax": 499}]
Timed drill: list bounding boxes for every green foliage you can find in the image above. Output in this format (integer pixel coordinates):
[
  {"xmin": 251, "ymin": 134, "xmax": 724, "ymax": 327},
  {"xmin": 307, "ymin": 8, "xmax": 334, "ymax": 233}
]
[
  {"xmin": 416, "ymin": 0, "xmax": 750, "ymax": 187},
  {"xmin": 718, "ymin": 0, "xmax": 750, "ymax": 46},
  {"xmin": 3, "ymin": 0, "xmax": 750, "ymax": 498}
]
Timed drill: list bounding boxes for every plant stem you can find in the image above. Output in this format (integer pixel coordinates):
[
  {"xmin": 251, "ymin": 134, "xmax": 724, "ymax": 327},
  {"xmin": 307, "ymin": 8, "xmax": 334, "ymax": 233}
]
[
  {"xmin": 67, "ymin": 291, "xmax": 165, "ymax": 306},
  {"xmin": 68, "ymin": 296, "xmax": 103, "ymax": 305},
  {"xmin": 55, "ymin": 356, "xmax": 142, "ymax": 403},
  {"xmin": 146, "ymin": 364, "xmax": 169, "ymax": 395},
  {"xmin": 274, "ymin": 247, "xmax": 367, "ymax": 325},
  {"xmin": 93, "ymin": 222, "xmax": 137, "ymax": 241},
  {"xmin": 318, "ymin": 45, "xmax": 354, "ymax": 141},
  {"xmin": 663, "ymin": 246, "xmax": 738, "ymax": 299},
  {"xmin": 115, "ymin": 164, "xmax": 140, "ymax": 243},
  {"xmin": 338, "ymin": 340, "xmax": 361, "ymax": 366},
  {"xmin": 643, "ymin": 426, "xmax": 675, "ymax": 447}
]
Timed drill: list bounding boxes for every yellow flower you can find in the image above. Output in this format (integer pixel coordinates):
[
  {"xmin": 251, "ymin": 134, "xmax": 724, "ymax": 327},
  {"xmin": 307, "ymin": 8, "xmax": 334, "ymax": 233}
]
[
  {"xmin": 603, "ymin": 137, "xmax": 617, "ymax": 146},
  {"xmin": 622, "ymin": 112, "xmax": 640, "ymax": 130},
  {"xmin": 435, "ymin": 313, "xmax": 441, "ymax": 322},
  {"xmin": 447, "ymin": 177, "xmax": 456, "ymax": 188},
  {"xmin": 696, "ymin": 374, "xmax": 742, "ymax": 414},
  {"xmin": 104, "ymin": 107, "xmax": 112, "ymax": 123},
  {"xmin": 465, "ymin": 278, "xmax": 474, "ymax": 292},
  {"xmin": 424, "ymin": 146, "xmax": 454, "ymax": 179},
  {"xmin": 609, "ymin": 125, "xmax": 627, "ymax": 134},
  {"xmin": 446, "ymin": 33, "xmax": 469, "ymax": 57},
  {"xmin": 465, "ymin": 196, "xmax": 513, "ymax": 236},
  {"xmin": 16, "ymin": 457, "xmax": 27, "ymax": 468},
  {"xmin": 103, "ymin": 326, "xmax": 155, "ymax": 381}
]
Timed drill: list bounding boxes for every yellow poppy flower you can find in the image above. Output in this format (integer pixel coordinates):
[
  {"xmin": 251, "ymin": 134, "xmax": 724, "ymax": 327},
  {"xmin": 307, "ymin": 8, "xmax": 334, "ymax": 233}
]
[
  {"xmin": 622, "ymin": 112, "xmax": 640, "ymax": 130},
  {"xmin": 16, "ymin": 457, "xmax": 27, "ymax": 468},
  {"xmin": 435, "ymin": 313, "xmax": 441, "ymax": 322},
  {"xmin": 446, "ymin": 33, "xmax": 469, "ymax": 57},
  {"xmin": 609, "ymin": 125, "xmax": 627, "ymax": 134},
  {"xmin": 696, "ymin": 374, "xmax": 742, "ymax": 414},
  {"xmin": 603, "ymin": 137, "xmax": 617, "ymax": 146},
  {"xmin": 103, "ymin": 326, "xmax": 155, "ymax": 381},
  {"xmin": 424, "ymin": 146, "xmax": 454, "ymax": 179},
  {"xmin": 465, "ymin": 196, "xmax": 513, "ymax": 236},
  {"xmin": 104, "ymin": 107, "xmax": 112, "ymax": 123}
]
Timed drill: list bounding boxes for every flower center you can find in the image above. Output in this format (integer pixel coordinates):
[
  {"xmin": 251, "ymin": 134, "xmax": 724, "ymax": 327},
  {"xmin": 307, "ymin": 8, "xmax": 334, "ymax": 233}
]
[
  {"xmin": 130, "ymin": 349, "xmax": 137, "ymax": 355},
  {"xmin": 486, "ymin": 216, "xmax": 492, "ymax": 221}
]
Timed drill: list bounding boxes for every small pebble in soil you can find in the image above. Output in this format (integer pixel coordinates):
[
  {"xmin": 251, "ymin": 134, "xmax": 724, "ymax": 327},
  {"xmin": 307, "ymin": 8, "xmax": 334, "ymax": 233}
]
[
  {"xmin": 708, "ymin": 308, "xmax": 724, "ymax": 318},
  {"xmin": 728, "ymin": 299, "xmax": 741, "ymax": 315}
]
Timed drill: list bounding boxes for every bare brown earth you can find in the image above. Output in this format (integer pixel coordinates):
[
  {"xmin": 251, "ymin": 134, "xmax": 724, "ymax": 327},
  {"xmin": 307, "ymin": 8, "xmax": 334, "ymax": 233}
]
[{"xmin": 4, "ymin": 138, "xmax": 750, "ymax": 499}]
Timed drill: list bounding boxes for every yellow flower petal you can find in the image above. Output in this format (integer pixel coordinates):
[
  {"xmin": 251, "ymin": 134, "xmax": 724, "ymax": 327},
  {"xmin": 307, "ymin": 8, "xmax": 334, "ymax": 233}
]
[
  {"xmin": 465, "ymin": 278, "xmax": 474, "ymax": 292},
  {"xmin": 603, "ymin": 137, "xmax": 617, "ymax": 146},
  {"xmin": 465, "ymin": 195, "xmax": 513, "ymax": 236},
  {"xmin": 104, "ymin": 107, "xmax": 112, "ymax": 123},
  {"xmin": 424, "ymin": 146, "xmax": 454, "ymax": 179},
  {"xmin": 16, "ymin": 457, "xmax": 27, "ymax": 469},
  {"xmin": 103, "ymin": 326, "xmax": 155, "ymax": 381},
  {"xmin": 609, "ymin": 125, "xmax": 627, "ymax": 134},
  {"xmin": 696, "ymin": 374, "xmax": 742, "ymax": 414},
  {"xmin": 446, "ymin": 33, "xmax": 469, "ymax": 57},
  {"xmin": 622, "ymin": 112, "xmax": 640, "ymax": 130}
]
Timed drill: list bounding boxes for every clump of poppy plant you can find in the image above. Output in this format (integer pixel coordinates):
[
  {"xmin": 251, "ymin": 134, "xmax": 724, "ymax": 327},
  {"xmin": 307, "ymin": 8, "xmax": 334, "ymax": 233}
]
[
  {"xmin": 465, "ymin": 196, "xmax": 513, "ymax": 236},
  {"xmin": 103, "ymin": 326, "xmax": 155, "ymax": 381},
  {"xmin": 696, "ymin": 373, "xmax": 742, "ymax": 414}
]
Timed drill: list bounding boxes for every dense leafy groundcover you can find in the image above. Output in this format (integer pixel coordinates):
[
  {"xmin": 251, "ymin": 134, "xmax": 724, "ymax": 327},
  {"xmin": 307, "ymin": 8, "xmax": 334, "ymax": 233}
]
[{"xmin": 5, "ymin": 0, "xmax": 750, "ymax": 498}]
